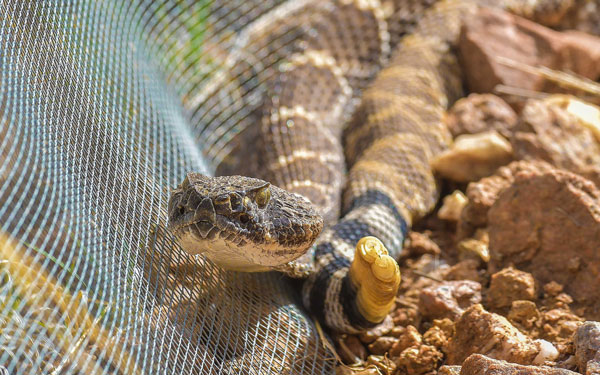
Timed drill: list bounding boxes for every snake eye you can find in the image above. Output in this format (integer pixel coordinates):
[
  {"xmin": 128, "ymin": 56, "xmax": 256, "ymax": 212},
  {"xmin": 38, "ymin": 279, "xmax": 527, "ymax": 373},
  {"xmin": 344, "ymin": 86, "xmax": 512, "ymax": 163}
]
[
  {"xmin": 214, "ymin": 194, "xmax": 231, "ymax": 212},
  {"xmin": 249, "ymin": 183, "xmax": 271, "ymax": 209}
]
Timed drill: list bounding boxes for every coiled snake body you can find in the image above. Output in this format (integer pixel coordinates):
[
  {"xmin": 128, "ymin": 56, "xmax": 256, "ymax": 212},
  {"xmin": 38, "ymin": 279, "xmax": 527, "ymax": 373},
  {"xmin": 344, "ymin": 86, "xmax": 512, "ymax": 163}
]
[{"xmin": 169, "ymin": 0, "xmax": 564, "ymax": 333}]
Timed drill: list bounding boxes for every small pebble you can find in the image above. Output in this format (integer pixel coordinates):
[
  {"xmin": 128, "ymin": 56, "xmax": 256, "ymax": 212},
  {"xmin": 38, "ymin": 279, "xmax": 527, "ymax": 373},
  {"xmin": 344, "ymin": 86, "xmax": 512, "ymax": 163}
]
[
  {"xmin": 431, "ymin": 131, "xmax": 513, "ymax": 183},
  {"xmin": 367, "ymin": 336, "xmax": 398, "ymax": 355},
  {"xmin": 419, "ymin": 280, "xmax": 482, "ymax": 320},
  {"xmin": 438, "ymin": 190, "xmax": 468, "ymax": 221},
  {"xmin": 358, "ymin": 315, "xmax": 394, "ymax": 344},
  {"xmin": 488, "ymin": 267, "xmax": 537, "ymax": 309}
]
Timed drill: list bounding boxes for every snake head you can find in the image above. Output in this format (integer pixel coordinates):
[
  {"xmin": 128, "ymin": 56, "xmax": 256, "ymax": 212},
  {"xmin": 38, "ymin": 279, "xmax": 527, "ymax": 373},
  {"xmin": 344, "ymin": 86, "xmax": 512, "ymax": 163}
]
[{"xmin": 167, "ymin": 173, "xmax": 323, "ymax": 271}]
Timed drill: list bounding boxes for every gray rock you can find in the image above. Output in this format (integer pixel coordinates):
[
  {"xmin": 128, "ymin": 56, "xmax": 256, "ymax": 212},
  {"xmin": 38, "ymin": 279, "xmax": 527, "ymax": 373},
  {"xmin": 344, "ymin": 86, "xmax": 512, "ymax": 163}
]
[{"xmin": 575, "ymin": 321, "xmax": 600, "ymax": 375}]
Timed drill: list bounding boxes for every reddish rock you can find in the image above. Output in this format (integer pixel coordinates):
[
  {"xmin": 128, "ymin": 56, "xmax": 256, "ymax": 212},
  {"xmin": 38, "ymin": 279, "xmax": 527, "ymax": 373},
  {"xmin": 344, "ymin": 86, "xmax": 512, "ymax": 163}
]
[
  {"xmin": 542, "ymin": 283, "xmax": 575, "ymax": 309},
  {"xmin": 575, "ymin": 322, "xmax": 600, "ymax": 375},
  {"xmin": 508, "ymin": 300, "xmax": 542, "ymax": 333},
  {"xmin": 395, "ymin": 344, "xmax": 443, "ymax": 375},
  {"xmin": 460, "ymin": 354, "xmax": 580, "ymax": 375},
  {"xmin": 422, "ymin": 325, "xmax": 450, "ymax": 348},
  {"xmin": 419, "ymin": 280, "xmax": 482, "ymax": 321},
  {"xmin": 389, "ymin": 326, "xmax": 405, "ymax": 338},
  {"xmin": 391, "ymin": 303, "xmax": 419, "ymax": 327},
  {"xmin": 544, "ymin": 281, "xmax": 565, "ymax": 297},
  {"xmin": 405, "ymin": 231, "xmax": 441, "ymax": 257},
  {"xmin": 445, "ymin": 94, "xmax": 518, "ymax": 139},
  {"xmin": 580, "ymin": 166, "xmax": 600, "ymax": 188},
  {"xmin": 461, "ymin": 160, "xmax": 554, "ymax": 229},
  {"xmin": 444, "ymin": 259, "xmax": 484, "ymax": 284},
  {"xmin": 488, "ymin": 168, "xmax": 600, "ymax": 319},
  {"xmin": 511, "ymin": 99, "xmax": 600, "ymax": 175},
  {"xmin": 488, "ymin": 268, "xmax": 537, "ymax": 309},
  {"xmin": 541, "ymin": 307, "xmax": 583, "ymax": 343},
  {"xmin": 368, "ymin": 336, "xmax": 398, "ymax": 356},
  {"xmin": 358, "ymin": 315, "xmax": 394, "ymax": 344},
  {"xmin": 445, "ymin": 304, "xmax": 544, "ymax": 365},
  {"xmin": 459, "ymin": 7, "xmax": 600, "ymax": 94},
  {"xmin": 390, "ymin": 325, "xmax": 422, "ymax": 357}
]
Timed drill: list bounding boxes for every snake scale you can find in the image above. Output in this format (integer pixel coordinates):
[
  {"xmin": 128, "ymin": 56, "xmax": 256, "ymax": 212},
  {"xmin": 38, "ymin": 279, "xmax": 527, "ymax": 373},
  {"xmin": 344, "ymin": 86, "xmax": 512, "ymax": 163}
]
[{"xmin": 169, "ymin": 0, "xmax": 567, "ymax": 333}]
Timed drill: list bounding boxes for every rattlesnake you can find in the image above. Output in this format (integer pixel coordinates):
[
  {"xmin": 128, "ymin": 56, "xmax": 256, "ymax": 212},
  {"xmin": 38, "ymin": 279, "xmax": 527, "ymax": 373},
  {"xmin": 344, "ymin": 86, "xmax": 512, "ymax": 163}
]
[{"xmin": 169, "ymin": 0, "xmax": 569, "ymax": 333}]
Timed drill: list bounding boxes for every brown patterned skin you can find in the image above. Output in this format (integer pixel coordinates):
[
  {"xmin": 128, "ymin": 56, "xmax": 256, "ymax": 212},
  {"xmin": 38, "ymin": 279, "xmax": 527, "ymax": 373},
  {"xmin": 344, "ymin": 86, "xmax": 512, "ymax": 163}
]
[
  {"xmin": 256, "ymin": 0, "xmax": 471, "ymax": 332},
  {"xmin": 178, "ymin": 0, "xmax": 570, "ymax": 333}
]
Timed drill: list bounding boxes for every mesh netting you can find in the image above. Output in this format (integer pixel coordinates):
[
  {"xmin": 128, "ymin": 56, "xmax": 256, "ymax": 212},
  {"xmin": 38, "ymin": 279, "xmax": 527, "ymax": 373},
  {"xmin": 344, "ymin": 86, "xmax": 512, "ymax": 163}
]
[{"xmin": 0, "ymin": 0, "xmax": 335, "ymax": 373}]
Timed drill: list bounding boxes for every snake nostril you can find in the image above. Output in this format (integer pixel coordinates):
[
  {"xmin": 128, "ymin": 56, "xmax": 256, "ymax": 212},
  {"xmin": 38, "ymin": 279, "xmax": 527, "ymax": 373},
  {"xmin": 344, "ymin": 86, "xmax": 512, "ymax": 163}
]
[
  {"xmin": 239, "ymin": 213, "xmax": 250, "ymax": 224},
  {"xmin": 178, "ymin": 205, "xmax": 186, "ymax": 216}
]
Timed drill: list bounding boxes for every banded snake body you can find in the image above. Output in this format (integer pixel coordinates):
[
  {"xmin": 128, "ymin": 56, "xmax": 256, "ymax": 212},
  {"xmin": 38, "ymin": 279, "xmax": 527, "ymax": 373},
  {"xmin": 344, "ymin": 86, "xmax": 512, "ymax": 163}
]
[{"xmin": 168, "ymin": 0, "xmax": 568, "ymax": 333}]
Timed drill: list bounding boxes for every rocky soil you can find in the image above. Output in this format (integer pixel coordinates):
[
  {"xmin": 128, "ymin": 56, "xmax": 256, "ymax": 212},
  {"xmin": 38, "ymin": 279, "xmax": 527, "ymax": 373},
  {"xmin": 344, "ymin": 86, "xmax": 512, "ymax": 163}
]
[{"xmin": 335, "ymin": 4, "xmax": 600, "ymax": 374}]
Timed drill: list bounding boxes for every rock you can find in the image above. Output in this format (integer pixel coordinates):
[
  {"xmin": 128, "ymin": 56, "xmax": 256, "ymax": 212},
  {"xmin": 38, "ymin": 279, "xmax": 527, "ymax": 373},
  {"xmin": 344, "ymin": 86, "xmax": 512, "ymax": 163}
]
[
  {"xmin": 445, "ymin": 304, "xmax": 552, "ymax": 365},
  {"xmin": 368, "ymin": 336, "xmax": 398, "ymax": 355},
  {"xmin": 445, "ymin": 94, "xmax": 518, "ymax": 139},
  {"xmin": 405, "ymin": 231, "xmax": 441, "ymax": 257},
  {"xmin": 459, "ymin": 7, "xmax": 600, "ymax": 94},
  {"xmin": 438, "ymin": 190, "xmax": 469, "ymax": 222},
  {"xmin": 580, "ymin": 167, "xmax": 600, "ymax": 189},
  {"xmin": 460, "ymin": 354, "xmax": 580, "ymax": 375},
  {"xmin": 488, "ymin": 268, "xmax": 537, "ymax": 309},
  {"xmin": 359, "ymin": 315, "xmax": 394, "ymax": 344},
  {"xmin": 557, "ymin": 0, "xmax": 600, "ymax": 36},
  {"xmin": 543, "ymin": 95, "xmax": 600, "ymax": 143},
  {"xmin": 589, "ymin": 362, "xmax": 600, "ymax": 375},
  {"xmin": 444, "ymin": 259, "xmax": 484, "ymax": 284},
  {"xmin": 508, "ymin": 300, "xmax": 541, "ymax": 333},
  {"xmin": 438, "ymin": 365, "xmax": 461, "ymax": 375},
  {"xmin": 389, "ymin": 326, "xmax": 405, "ymax": 338},
  {"xmin": 460, "ymin": 160, "xmax": 554, "ymax": 230},
  {"xmin": 574, "ymin": 322, "xmax": 600, "ymax": 374},
  {"xmin": 419, "ymin": 280, "xmax": 482, "ymax": 321},
  {"xmin": 511, "ymin": 98, "xmax": 600, "ymax": 176},
  {"xmin": 431, "ymin": 131, "xmax": 513, "ymax": 183},
  {"xmin": 457, "ymin": 237, "xmax": 490, "ymax": 263},
  {"xmin": 541, "ymin": 307, "xmax": 583, "ymax": 343},
  {"xmin": 422, "ymin": 325, "xmax": 450, "ymax": 348},
  {"xmin": 544, "ymin": 281, "xmax": 565, "ymax": 298},
  {"xmin": 395, "ymin": 344, "xmax": 443, "ymax": 375},
  {"xmin": 542, "ymin": 282, "xmax": 575, "ymax": 308},
  {"xmin": 390, "ymin": 325, "xmax": 422, "ymax": 357},
  {"xmin": 505, "ymin": 0, "xmax": 576, "ymax": 27},
  {"xmin": 338, "ymin": 335, "xmax": 367, "ymax": 364},
  {"xmin": 535, "ymin": 339, "xmax": 561, "ymax": 365},
  {"xmin": 488, "ymin": 168, "xmax": 600, "ymax": 319},
  {"xmin": 391, "ymin": 302, "xmax": 419, "ymax": 327}
]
